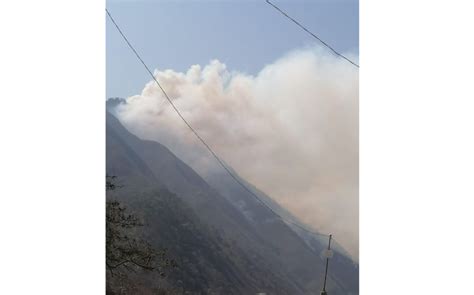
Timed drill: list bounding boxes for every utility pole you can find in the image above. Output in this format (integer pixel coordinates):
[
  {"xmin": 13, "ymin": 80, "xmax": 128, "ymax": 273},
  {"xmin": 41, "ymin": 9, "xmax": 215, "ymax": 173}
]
[{"xmin": 320, "ymin": 234, "xmax": 332, "ymax": 295}]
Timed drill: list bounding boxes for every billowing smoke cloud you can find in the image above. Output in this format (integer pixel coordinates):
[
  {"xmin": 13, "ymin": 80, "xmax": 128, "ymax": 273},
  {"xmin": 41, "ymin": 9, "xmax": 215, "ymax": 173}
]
[{"xmin": 114, "ymin": 47, "xmax": 359, "ymax": 258}]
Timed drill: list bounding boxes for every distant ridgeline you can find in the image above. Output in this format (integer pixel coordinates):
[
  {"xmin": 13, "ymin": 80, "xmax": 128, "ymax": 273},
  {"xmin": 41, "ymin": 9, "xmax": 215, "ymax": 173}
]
[{"xmin": 106, "ymin": 100, "xmax": 358, "ymax": 294}]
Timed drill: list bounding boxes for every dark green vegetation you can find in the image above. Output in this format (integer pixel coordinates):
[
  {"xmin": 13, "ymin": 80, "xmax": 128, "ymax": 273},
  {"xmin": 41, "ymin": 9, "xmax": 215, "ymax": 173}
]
[{"xmin": 106, "ymin": 105, "xmax": 358, "ymax": 294}]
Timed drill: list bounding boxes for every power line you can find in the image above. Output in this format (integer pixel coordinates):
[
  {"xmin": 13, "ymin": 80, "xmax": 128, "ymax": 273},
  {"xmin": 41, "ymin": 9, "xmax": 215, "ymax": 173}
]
[
  {"xmin": 106, "ymin": 8, "xmax": 329, "ymax": 238},
  {"xmin": 265, "ymin": 0, "xmax": 359, "ymax": 68}
]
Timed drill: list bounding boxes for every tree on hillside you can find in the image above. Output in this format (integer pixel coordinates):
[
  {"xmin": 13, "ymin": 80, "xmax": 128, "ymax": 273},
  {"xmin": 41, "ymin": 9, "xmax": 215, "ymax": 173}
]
[{"xmin": 106, "ymin": 175, "xmax": 176, "ymax": 277}]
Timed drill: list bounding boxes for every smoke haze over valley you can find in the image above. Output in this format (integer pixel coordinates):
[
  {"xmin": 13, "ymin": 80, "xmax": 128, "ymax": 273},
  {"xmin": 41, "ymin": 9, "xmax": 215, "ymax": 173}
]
[{"xmin": 110, "ymin": 46, "xmax": 359, "ymax": 258}]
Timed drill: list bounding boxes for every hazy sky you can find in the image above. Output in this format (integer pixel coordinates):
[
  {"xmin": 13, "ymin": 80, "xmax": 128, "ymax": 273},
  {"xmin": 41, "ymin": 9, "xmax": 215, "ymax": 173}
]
[{"xmin": 106, "ymin": 0, "xmax": 359, "ymax": 98}]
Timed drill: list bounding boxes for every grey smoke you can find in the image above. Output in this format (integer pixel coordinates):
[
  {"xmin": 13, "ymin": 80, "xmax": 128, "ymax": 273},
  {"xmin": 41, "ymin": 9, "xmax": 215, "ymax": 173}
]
[{"xmin": 114, "ymin": 46, "xmax": 359, "ymax": 258}]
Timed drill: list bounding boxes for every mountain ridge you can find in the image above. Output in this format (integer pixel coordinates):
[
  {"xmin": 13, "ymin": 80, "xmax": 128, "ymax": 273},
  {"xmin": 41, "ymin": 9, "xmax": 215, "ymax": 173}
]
[{"xmin": 106, "ymin": 106, "xmax": 358, "ymax": 294}]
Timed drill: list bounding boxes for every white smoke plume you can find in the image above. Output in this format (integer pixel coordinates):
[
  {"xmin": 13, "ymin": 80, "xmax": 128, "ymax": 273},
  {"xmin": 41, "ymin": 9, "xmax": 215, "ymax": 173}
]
[{"xmin": 114, "ymin": 46, "xmax": 359, "ymax": 258}]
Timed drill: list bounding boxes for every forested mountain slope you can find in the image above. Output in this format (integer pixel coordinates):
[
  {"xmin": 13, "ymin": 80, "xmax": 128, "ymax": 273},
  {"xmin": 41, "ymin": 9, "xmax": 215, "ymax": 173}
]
[{"xmin": 106, "ymin": 109, "xmax": 358, "ymax": 294}]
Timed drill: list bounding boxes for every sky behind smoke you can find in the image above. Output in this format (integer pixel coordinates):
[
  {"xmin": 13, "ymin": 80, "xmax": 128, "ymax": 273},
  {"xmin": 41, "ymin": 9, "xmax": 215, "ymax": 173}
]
[
  {"xmin": 114, "ymin": 46, "xmax": 359, "ymax": 258},
  {"xmin": 106, "ymin": 0, "xmax": 359, "ymax": 98}
]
